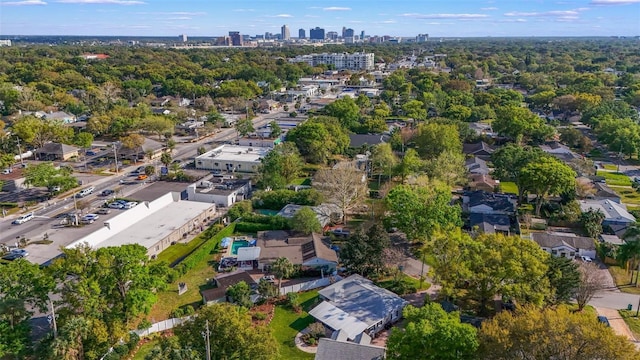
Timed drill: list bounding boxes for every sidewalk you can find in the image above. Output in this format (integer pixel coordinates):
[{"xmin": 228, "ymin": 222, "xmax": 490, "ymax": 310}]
[{"xmin": 596, "ymin": 307, "xmax": 639, "ymax": 346}]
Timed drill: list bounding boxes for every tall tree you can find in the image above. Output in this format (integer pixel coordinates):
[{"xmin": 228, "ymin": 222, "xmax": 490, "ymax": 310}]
[
  {"xmin": 226, "ymin": 281, "xmax": 253, "ymax": 309},
  {"xmin": 575, "ymin": 262, "xmax": 608, "ymax": 311},
  {"xmin": 491, "ymin": 144, "xmax": 546, "ymax": 203},
  {"xmin": 174, "ymin": 304, "xmax": 278, "ymax": 360},
  {"xmin": 235, "ymin": 117, "xmax": 255, "ymax": 138},
  {"xmin": 387, "ymin": 304, "xmax": 479, "ymax": 360},
  {"xmin": 385, "ymin": 183, "xmax": 462, "ymax": 243},
  {"xmin": 141, "ymin": 116, "xmax": 174, "ymax": 140},
  {"xmin": 340, "ymin": 224, "xmax": 390, "ymax": 276},
  {"xmin": 478, "ymin": 306, "xmax": 639, "ymax": 360},
  {"xmin": 413, "ymin": 123, "xmax": 461, "ymax": 160},
  {"xmin": 370, "ymin": 143, "xmax": 397, "ymax": 186},
  {"xmin": 323, "ymin": 96, "xmax": 360, "ymax": 130},
  {"xmin": 270, "ymin": 257, "xmax": 294, "ymax": 291},
  {"xmin": 258, "ymin": 142, "xmax": 303, "ymax": 189},
  {"xmin": 314, "ymin": 165, "xmax": 368, "ymax": 224},
  {"xmin": 545, "ymin": 256, "xmax": 580, "ymax": 305},
  {"xmin": 425, "ymin": 150, "xmax": 466, "ymax": 187},
  {"xmin": 290, "ymin": 206, "xmax": 321, "ymax": 235},
  {"xmin": 520, "ymin": 157, "xmax": 576, "ymax": 216}
]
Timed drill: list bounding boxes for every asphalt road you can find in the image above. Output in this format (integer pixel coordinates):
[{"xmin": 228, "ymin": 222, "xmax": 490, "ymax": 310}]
[{"xmin": 0, "ymin": 108, "xmax": 294, "ymax": 264}]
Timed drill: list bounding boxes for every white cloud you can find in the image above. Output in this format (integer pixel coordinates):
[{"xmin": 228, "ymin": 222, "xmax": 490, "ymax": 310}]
[
  {"xmin": 56, "ymin": 0, "xmax": 144, "ymax": 4},
  {"xmin": 401, "ymin": 13, "xmax": 489, "ymax": 19},
  {"xmin": 232, "ymin": 8, "xmax": 255, "ymax": 12},
  {"xmin": 504, "ymin": 8, "xmax": 588, "ymax": 17},
  {"xmin": 323, "ymin": 6, "xmax": 351, "ymax": 11},
  {"xmin": 481, "ymin": 7, "xmax": 498, "ymax": 10},
  {"xmin": 590, "ymin": 0, "xmax": 640, "ymax": 4},
  {"xmin": 1, "ymin": 0, "xmax": 46, "ymax": 5},
  {"xmin": 273, "ymin": 14, "xmax": 292, "ymax": 18}
]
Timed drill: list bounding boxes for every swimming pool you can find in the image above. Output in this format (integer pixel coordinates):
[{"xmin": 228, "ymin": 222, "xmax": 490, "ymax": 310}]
[{"xmin": 231, "ymin": 240, "xmax": 250, "ymax": 255}]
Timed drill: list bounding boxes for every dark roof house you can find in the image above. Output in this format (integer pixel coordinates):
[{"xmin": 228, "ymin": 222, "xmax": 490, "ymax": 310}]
[
  {"xmin": 469, "ymin": 213, "xmax": 512, "ymax": 235},
  {"xmin": 592, "ymin": 182, "xmax": 621, "ymax": 203},
  {"xmin": 531, "ymin": 232, "xmax": 596, "ymax": 259},
  {"xmin": 35, "ymin": 142, "xmax": 79, "ymax": 161},
  {"xmin": 465, "ymin": 156, "xmax": 490, "ymax": 175},
  {"xmin": 315, "ymin": 338, "xmax": 385, "ymax": 360},
  {"xmin": 463, "ymin": 141, "xmax": 495, "ymax": 159},
  {"xmin": 200, "ymin": 270, "xmax": 256, "ymax": 304},
  {"xmin": 463, "ymin": 190, "xmax": 517, "ymax": 215},
  {"xmin": 348, "ymin": 134, "xmax": 389, "ymax": 148},
  {"xmin": 256, "ymin": 230, "xmax": 338, "ymax": 270}
]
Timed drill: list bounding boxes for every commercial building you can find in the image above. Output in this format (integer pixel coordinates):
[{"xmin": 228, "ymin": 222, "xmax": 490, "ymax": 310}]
[
  {"xmin": 228, "ymin": 31, "xmax": 243, "ymax": 46},
  {"xmin": 298, "ymin": 28, "xmax": 306, "ymax": 39},
  {"xmin": 344, "ymin": 28, "xmax": 355, "ymax": 38},
  {"xmin": 310, "ymin": 27, "xmax": 325, "ymax": 40},
  {"xmin": 289, "ymin": 52, "xmax": 375, "ymax": 71},
  {"xmin": 281, "ymin": 25, "xmax": 290, "ymax": 41},
  {"xmin": 66, "ymin": 192, "xmax": 217, "ymax": 258},
  {"xmin": 187, "ymin": 177, "xmax": 251, "ymax": 207},
  {"xmin": 179, "ymin": 34, "xmax": 187, "ymax": 42},
  {"xmin": 194, "ymin": 145, "xmax": 270, "ymax": 173}
]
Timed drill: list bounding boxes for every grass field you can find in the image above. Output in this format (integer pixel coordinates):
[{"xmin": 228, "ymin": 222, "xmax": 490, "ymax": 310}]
[
  {"xmin": 597, "ymin": 171, "xmax": 632, "ymax": 187},
  {"xmin": 602, "ymin": 164, "xmax": 618, "ymax": 171},
  {"xmin": 619, "ymin": 310, "xmax": 640, "ymax": 340},
  {"xmin": 148, "ymin": 252, "xmax": 219, "ymax": 321},
  {"xmin": 156, "ymin": 236, "xmax": 208, "ymax": 266},
  {"xmin": 269, "ymin": 291, "xmax": 319, "ymax": 360},
  {"xmin": 500, "ymin": 182, "xmax": 519, "ymax": 195},
  {"xmin": 609, "ymin": 186, "xmax": 640, "ymax": 206},
  {"xmin": 608, "ymin": 265, "xmax": 640, "ymax": 295},
  {"xmin": 132, "ymin": 339, "xmax": 160, "ymax": 360}
]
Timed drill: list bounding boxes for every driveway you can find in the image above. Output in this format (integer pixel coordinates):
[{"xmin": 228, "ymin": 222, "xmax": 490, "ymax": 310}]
[{"xmin": 595, "ymin": 307, "xmax": 637, "ymax": 342}]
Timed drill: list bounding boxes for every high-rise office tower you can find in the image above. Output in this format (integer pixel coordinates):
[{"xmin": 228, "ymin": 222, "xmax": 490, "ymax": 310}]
[
  {"xmin": 298, "ymin": 28, "xmax": 306, "ymax": 39},
  {"xmin": 228, "ymin": 31, "xmax": 242, "ymax": 46},
  {"xmin": 344, "ymin": 28, "xmax": 355, "ymax": 38},
  {"xmin": 309, "ymin": 27, "xmax": 325, "ymax": 40},
  {"xmin": 281, "ymin": 25, "xmax": 290, "ymax": 40}
]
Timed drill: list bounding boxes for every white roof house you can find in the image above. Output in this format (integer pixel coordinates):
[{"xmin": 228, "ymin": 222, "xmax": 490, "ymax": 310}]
[
  {"xmin": 309, "ymin": 274, "xmax": 407, "ymax": 340},
  {"xmin": 578, "ymin": 199, "xmax": 636, "ymax": 226}
]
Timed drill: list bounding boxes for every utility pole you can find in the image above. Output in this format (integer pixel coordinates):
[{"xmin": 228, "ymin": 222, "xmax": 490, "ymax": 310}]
[
  {"xmin": 15, "ymin": 136, "xmax": 23, "ymax": 166},
  {"xmin": 202, "ymin": 320, "xmax": 211, "ymax": 360},
  {"xmin": 48, "ymin": 298, "xmax": 57, "ymax": 339},
  {"xmin": 112, "ymin": 142, "xmax": 119, "ymax": 174}
]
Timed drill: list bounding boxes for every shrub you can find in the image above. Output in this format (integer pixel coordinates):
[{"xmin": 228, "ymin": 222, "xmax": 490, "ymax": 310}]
[
  {"xmin": 179, "ymin": 223, "xmax": 235, "ymax": 274},
  {"xmin": 252, "ymin": 189, "xmax": 322, "ymax": 210},
  {"xmin": 0, "ymin": 202, "xmax": 18, "ymax": 208},
  {"xmin": 252, "ymin": 312, "xmax": 267, "ymax": 321},
  {"xmin": 137, "ymin": 318, "xmax": 152, "ymax": 330},
  {"xmin": 113, "ymin": 344, "xmax": 129, "ymax": 356},
  {"xmin": 127, "ymin": 333, "xmax": 140, "ymax": 352},
  {"xmin": 286, "ymin": 292, "xmax": 300, "ymax": 311},
  {"xmin": 227, "ymin": 200, "xmax": 252, "ymax": 221},
  {"xmin": 171, "ymin": 307, "xmax": 184, "ymax": 318},
  {"xmin": 183, "ymin": 305, "xmax": 195, "ymax": 316}
]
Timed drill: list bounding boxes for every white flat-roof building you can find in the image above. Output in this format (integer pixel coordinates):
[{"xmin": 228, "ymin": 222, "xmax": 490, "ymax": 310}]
[
  {"xmin": 195, "ymin": 145, "xmax": 270, "ymax": 173},
  {"xmin": 66, "ymin": 192, "xmax": 216, "ymax": 258}
]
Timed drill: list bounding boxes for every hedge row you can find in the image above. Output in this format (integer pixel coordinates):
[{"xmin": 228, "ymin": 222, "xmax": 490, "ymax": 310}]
[
  {"xmin": 236, "ymin": 222, "xmax": 285, "ymax": 233},
  {"xmin": 0, "ymin": 202, "xmax": 18, "ymax": 208},
  {"xmin": 176, "ymin": 223, "xmax": 236, "ymax": 274}
]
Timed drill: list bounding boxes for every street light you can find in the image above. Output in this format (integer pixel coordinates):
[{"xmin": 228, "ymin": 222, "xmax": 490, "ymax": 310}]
[{"xmin": 112, "ymin": 142, "xmax": 119, "ymax": 174}]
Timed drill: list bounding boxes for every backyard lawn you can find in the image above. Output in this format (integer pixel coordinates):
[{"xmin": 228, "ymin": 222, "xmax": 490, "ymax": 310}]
[
  {"xmin": 269, "ymin": 291, "xmax": 319, "ymax": 360},
  {"xmin": 156, "ymin": 236, "xmax": 208, "ymax": 266},
  {"xmin": 132, "ymin": 339, "xmax": 160, "ymax": 360},
  {"xmin": 597, "ymin": 171, "xmax": 632, "ymax": 187},
  {"xmin": 500, "ymin": 182, "xmax": 518, "ymax": 195},
  {"xmin": 609, "ymin": 186, "xmax": 640, "ymax": 206},
  {"xmin": 608, "ymin": 266, "xmax": 640, "ymax": 295},
  {"xmin": 602, "ymin": 163, "xmax": 618, "ymax": 171}
]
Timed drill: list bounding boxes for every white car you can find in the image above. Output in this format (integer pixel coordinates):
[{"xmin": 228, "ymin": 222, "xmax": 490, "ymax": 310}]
[
  {"xmin": 81, "ymin": 214, "xmax": 100, "ymax": 224},
  {"xmin": 108, "ymin": 202, "xmax": 125, "ymax": 209},
  {"xmin": 581, "ymin": 256, "xmax": 593, "ymax": 263},
  {"xmin": 123, "ymin": 201, "xmax": 138, "ymax": 209},
  {"xmin": 12, "ymin": 212, "xmax": 34, "ymax": 225}
]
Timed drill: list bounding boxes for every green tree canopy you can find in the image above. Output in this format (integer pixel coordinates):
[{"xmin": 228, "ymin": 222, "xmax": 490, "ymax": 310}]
[
  {"xmin": 257, "ymin": 142, "xmax": 303, "ymax": 189},
  {"xmin": 414, "ymin": 122, "xmax": 461, "ymax": 160},
  {"xmin": 339, "ymin": 224, "xmax": 390, "ymax": 276},
  {"xmin": 174, "ymin": 304, "xmax": 278, "ymax": 360},
  {"xmin": 520, "ymin": 156, "xmax": 576, "ymax": 216},
  {"xmin": 387, "ymin": 303, "xmax": 479, "ymax": 360},
  {"xmin": 290, "ymin": 206, "xmax": 321, "ymax": 235},
  {"xmin": 385, "ymin": 182, "xmax": 462, "ymax": 242}
]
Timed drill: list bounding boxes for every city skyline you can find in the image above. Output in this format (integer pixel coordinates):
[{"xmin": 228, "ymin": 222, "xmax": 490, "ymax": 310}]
[{"xmin": 0, "ymin": 0, "xmax": 639, "ymax": 37}]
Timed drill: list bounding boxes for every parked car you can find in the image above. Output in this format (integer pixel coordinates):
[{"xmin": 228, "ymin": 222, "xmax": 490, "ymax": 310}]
[
  {"xmin": 10, "ymin": 249, "xmax": 29, "ymax": 257},
  {"xmin": 108, "ymin": 202, "xmax": 125, "ymax": 209},
  {"xmin": 12, "ymin": 212, "xmax": 34, "ymax": 225},
  {"xmin": 331, "ymin": 228, "xmax": 350, "ymax": 237},
  {"xmin": 97, "ymin": 208, "xmax": 111, "ymax": 215},
  {"xmin": 76, "ymin": 186, "xmax": 95, "ymax": 198},
  {"xmin": 123, "ymin": 201, "xmax": 138, "ymax": 209},
  {"xmin": 581, "ymin": 256, "xmax": 593, "ymax": 263},
  {"xmin": 49, "ymin": 185, "xmax": 61, "ymax": 192},
  {"xmin": 2, "ymin": 252, "xmax": 26, "ymax": 261},
  {"xmin": 261, "ymin": 275, "xmax": 276, "ymax": 283},
  {"xmin": 86, "ymin": 150, "xmax": 96, "ymax": 156},
  {"xmin": 81, "ymin": 214, "xmax": 100, "ymax": 224},
  {"xmin": 597, "ymin": 315, "xmax": 610, "ymax": 327},
  {"xmin": 137, "ymin": 174, "xmax": 148, "ymax": 180}
]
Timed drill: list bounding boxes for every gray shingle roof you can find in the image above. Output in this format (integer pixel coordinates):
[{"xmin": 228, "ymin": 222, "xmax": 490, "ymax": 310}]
[
  {"xmin": 315, "ymin": 338, "xmax": 385, "ymax": 360},
  {"xmin": 531, "ymin": 232, "xmax": 595, "ymax": 251}
]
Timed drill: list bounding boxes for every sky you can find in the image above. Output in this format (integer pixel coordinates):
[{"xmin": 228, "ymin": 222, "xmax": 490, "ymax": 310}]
[{"xmin": 0, "ymin": 0, "xmax": 639, "ymax": 37}]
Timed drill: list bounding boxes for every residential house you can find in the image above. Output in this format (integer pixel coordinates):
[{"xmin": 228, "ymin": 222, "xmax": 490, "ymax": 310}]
[
  {"xmin": 539, "ymin": 141, "xmax": 581, "ymax": 162},
  {"xmin": 462, "ymin": 141, "xmax": 495, "ymax": 160},
  {"xmin": 578, "ymin": 199, "xmax": 636, "ymax": 228},
  {"xmin": 43, "ymin": 111, "xmax": 77, "ymax": 124},
  {"xmin": 469, "ymin": 213, "xmax": 511, "ymax": 235},
  {"xmin": 255, "ymin": 230, "xmax": 338, "ymax": 272},
  {"xmin": 468, "ymin": 122, "xmax": 494, "ymax": 137},
  {"xmin": 315, "ymin": 338, "xmax": 385, "ymax": 360},
  {"xmin": 599, "ymin": 234, "xmax": 624, "ymax": 246},
  {"xmin": 531, "ymin": 232, "xmax": 596, "ymax": 259},
  {"xmin": 348, "ymin": 134, "xmax": 389, "ymax": 148},
  {"xmin": 35, "ymin": 142, "xmax": 79, "ymax": 161},
  {"xmin": 309, "ymin": 274, "xmax": 408, "ymax": 340},
  {"xmin": 592, "ymin": 182, "xmax": 621, "ymax": 203},
  {"xmin": 117, "ymin": 137, "xmax": 165, "ymax": 161},
  {"xmin": 277, "ymin": 203, "xmax": 342, "ymax": 228},
  {"xmin": 468, "ymin": 174, "xmax": 499, "ymax": 193},
  {"xmin": 465, "ymin": 156, "xmax": 490, "ymax": 175},
  {"xmin": 200, "ymin": 270, "xmax": 257, "ymax": 305},
  {"xmin": 151, "ymin": 108, "xmax": 171, "ymax": 116},
  {"xmin": 463, "ymin": 191, "xmax": 517, "ymax": 215}
]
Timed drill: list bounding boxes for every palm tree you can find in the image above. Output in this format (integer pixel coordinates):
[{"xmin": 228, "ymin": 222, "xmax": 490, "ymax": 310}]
[
  {"xmin": 160, "ymin": 152, "xmax": 172, "ymax": 168},
  {"xmin": 620, "ymin": 226, "xmax": 640, "ymax": 284},
  {"xmin": 271, "ymin": 257, "xmax": 294, "ymax": 291}
]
